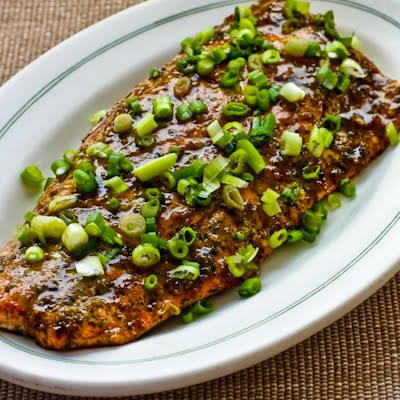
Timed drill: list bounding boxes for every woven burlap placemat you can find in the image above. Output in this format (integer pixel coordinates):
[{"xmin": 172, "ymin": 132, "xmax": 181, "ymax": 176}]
[{"xmin": 1, "ymin": 1, "xmax": 400, "ymax": 398}]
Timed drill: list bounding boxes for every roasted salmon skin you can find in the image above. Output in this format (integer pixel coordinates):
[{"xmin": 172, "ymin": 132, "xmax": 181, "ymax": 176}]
[{"xmin": 0, "ymin": 0, "xmax": 399, "ymax": 350}]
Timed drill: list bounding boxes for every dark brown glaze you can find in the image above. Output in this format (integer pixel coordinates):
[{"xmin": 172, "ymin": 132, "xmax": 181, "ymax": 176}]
[{"xmin": 0, "ymin": 0, "xmax": 399, "ymax": 349}]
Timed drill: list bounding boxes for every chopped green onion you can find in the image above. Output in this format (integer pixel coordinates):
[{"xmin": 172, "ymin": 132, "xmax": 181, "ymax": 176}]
[
  {"xmin": 176, "ymin": 57, "xmax": 196, "ymax": 75},
  {"xmin": 268, "ymin": 86, "xmax": 280, "ymax": 103},
  {"xmin": 386, "ymin": 122, "xmax": 399, "ymax": 147},
  {"xmin": 140, "ymin": 233, "xmax": 168, "ymax": 250},
  {"xmin": 222, "ymin": 102, "xmax": 250, "ymax": 118},
  {"xmin": 248, "ymin": 69, "xmax": 269, "ymax": 89},
  {"xmin": 308, "ymin": 125, "xmax": 326, "ymax": 157},
  {"xmin": 145, "ymin": 188, "xmax": 163, "ymax": 202},
  {"xmin": 193, "ymin": 186, "xmax": 212, "ymax": 207},
  {"xmin": 340, "ymin": 58, "xmax": 366, "ymax": 78},
  {"xmin": 326, "ymin": 40, "xmax": 349, "ymax": 59},
  {"xmin": 228, "ymin": 149, "xmax": 248, "ymax": 175},
  {"xmin": 280, "ymin": 82, "xmax": 305, "ymax": 102},
  {"xmin": 222, "ymin": 184, "xmax": 244, "ymax": 210},
  {"xmin": 58, "ymin": 210, "xmax": 78, "ymax": 225},
  {"xmin": 305, "ymin": 42, "xmax": 321, "ymax": 58},
  {"xmin": 244, "ymin": 85, "xmax": 259, "ymax": 107},
  {"xmin": 20, "ymin": 165, "xmax": 44, "ymax": 187},
  {"xmin": 153, "ymin": 96, "xmax": 173, "ymax": 119},
  {"xmin": 220, "ymin": 69, "xmax": 240, "ymax": 88},
  {"xmin": 51, "ymin": 159, "xmax": 70, "ymax": 176},
  {"xmin": 281, "ymin": 183, "xmax": 300, "ymax": 205},
  {"xmin": 328, "ymin": 192, "xmax": 341, "ymax": 208},
  {"xmin": 261, "ymin": 48, "xmax": 281, "ymax": 64},
  {"xmin": 351, "ymin": 35, "xmax": 361, "ymax": 50},
  {"xmin": 247, "ymin": 54, "xmax": 263, "ymax": 71},
  {"xmin": 126, "ymin": 97, "xmax": 142, "ymax": 114},
  {"xmin": 120, "ymin": 213, "xmax": 146, "ymax": 237},
  {"xmin": 75, "ymin": 255, "xmax": 104, "ymax": 277},
  {"xmin": 43, "ymin": 177, "xmax": 54, "ymax": 190},
  {"xmin": 134, "ymin": 153, "xmax": 178, "ymax": 182},
  {"xmin": 25, "ymin": 246, "xmax": 44, "ymax": 263},
  {"xmin": 63, "ymin": 149, "xmax": 79, "ymax": 165},
  {"xmin": 261, "ymin": 188, "xmax": 281, "ymax": 217},
  {"xmin": 24, "ymin": 211, "xmax": 34, "ymax": 222},
  {"xmin": 144, "ymin": 274, "xmax": 158, "ymax": 291},
  {"xmin": 301, "ymin": 228, "xmax": 317, "ymax": 242},
  {"xmin": 86, "ymin": 142, "xmax": 113, "ymax": 159},
  {"xmin": 61, "ymin": 223, "xmax": 89, "ymax": 252},
  {"xmin": 16, "ymin": 226, "xmax": 35, "ymax": 245},
  {"xmin": 168, "ymin": 261, "xmax": 200, "ymax": 280},
  {"xmin": 31, "ymin": 215, "xmax": 67, "ymax": 244},
  {"xmin": 339, "ymin": 178, "xmax": 356, "ymax": 198},
  {"xmin": 182, "ymin": 311, "xmax": 195, "ymax": 324},
  {"xmin": 235, "ymin": 232, "xmax": 245, "ymax": 242},
  {"xmin": 113, "ymin": 113, "xmax": 133, "ymax": 133},
  {"xmin": 176, "ymin": 103, "xmax": 193, "ymax": 122},
  {"xmin": 136, "ymin": 113, "xmax": 158, "ymax": 137},
  {"xmin": 177, "ymin": 178, "xmax": 197, "ymax": 196},
  {"xmin": 174, "ymin": 77, "xmax": 192, "ymax": 98},
  {"xmin": 226, "ymin": 255, "xmax": 246, "ymax": 277},
  {"xmin": 141, "ymin": 199, "xmax": 160, "ymax": 218},
  {"xmin": 317, "ymin": 65, "xmax": 338, "ymax": 90},
  {"xmin": 220, "ymin": 173, "xmax": 249, "ymax": 188},
  {"xmin": 337, "ymin": 74, "xmax": 350, "ymax": 92},
  {"xmin": 90, "ymin": 109, "xmax": 107, "ymax": 126},
  {"xmin": 146, "ymin": 216, "xmax": 157, "ymax": 232},
  {"xmin": 180, "ymin": 37, "xmax": 202, "ymax": 57},
  {"xmin": 280, "ymin": 130, "xmax": 303, "ymax": 156},
  {"xmin": 287, "ymin": 230, "xmax": 303, "ymax": 243},
  {"xmin": 256, "ymin": 89, "xmax": 270, "ymax": 111},
  {"xmin": 109, "ymin": 197, "xmax": 121, "ymax": 210},
  {"xmin": 48, "ymin": 194, "xmax": 78, "ymax": 214},
  {"xmin": 160, "ymin": 171, "xmax": 177, "ymax": 189},
  {"xmin": 284, "ymin": 36, "xmax": 309, "ymax": 57},
  {"xmin": 195, "ymin": 27, "xmax": 215, "ymax": 44},
  {"xmin": 238, "ymin": 277, "xmax": 261, "ymax": 298},
  {"xmin": 210, "ymin": 46, "xmax": 229, "ymax": 64},
  {"xmin": 107, "ymin": 152, "xmax": 133, "ymax": 177},
  {"xmin": 168, "ymin": 238, "xmax": 189, "ymax": 260},
  {"xmin": 189, "ymin": 100, "xmax": 208, "ymax": 116},
  {"xmin": 236, "ymin": 139, "xmax": 266, "ymax": 174},
  {"xmin": 302, "ymin": 165, "xmax": 321, "ymax": 180},
  {"xmin": 191, "ymin": 299, "xmax": 213, "ymax": 315},
  {"xmin": 179, "ymin": 227, "xmax": 197, "ymax": 246},
  {"xmin": 301, "ymin": 210, "xmax": 323, "ymax": 233},
  {"xmin": 224, "ymin": 121, "xmax": 244, "ymax": 137},
  {"xmin": 73, "ymin": 166, "xmax": 98, "ymax": 194},
  {"xmin": 203, "ymin": 155, "xmax": 229, "ymax": 191},
  {"xmin": 269, "ymin": 228, "xmax": 288, "ymax": 248},
  {"xmin": 197, "ymin": 58, "xmax": 215, "ymax": 77},
  {"xmin": 207, "ymin": 120, "xmax": 224, "ymax": 144},
  {"xmin": 149, "ymin": 67, "xmax": 161, "ymax": 79},
  {"xmin": 85, "ymin": 212, "xmax": 106, "ymax": 237},
  {"xmin": 104, "ymin": 176, "xmax": 128, "ymax": 195},
  {"xmin": 293, "ymin": 0, "xmax": 310, "ymax": 15},
  {"xmin": 132, "ymin": 244, "xmax": 160, "ymax": 268},
  {"xmin": 321, "ymin": 114, "xmax": 341, "ymax": 134},
  {"xmin": 136, "ymin": 134, "xmax": 155, "ymax": 148},
  {"xmin": 241, "ymin": 172, "xmax": 254, "ymax": 181}
]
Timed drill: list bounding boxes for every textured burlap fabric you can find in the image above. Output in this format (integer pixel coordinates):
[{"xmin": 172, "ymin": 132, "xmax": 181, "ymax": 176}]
[{"xmin": 1, "ymin": 1, "xmax": 400, "ymax": 399}]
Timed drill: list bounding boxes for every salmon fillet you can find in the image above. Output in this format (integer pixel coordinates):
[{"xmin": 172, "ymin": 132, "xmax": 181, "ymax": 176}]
[{"xmin": 0, "ymin": 0, "xmax": 399, "ymax": 350}]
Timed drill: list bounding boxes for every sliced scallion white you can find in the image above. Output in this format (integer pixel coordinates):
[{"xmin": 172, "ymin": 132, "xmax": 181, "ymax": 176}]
[
  {"xmin": 279, "ymin": 82, "xmax": 305, "ymax": 102},
  {"xmin": 48, "ymin": 194, "xmax": 78, "ymax": 214},
  {"xmin": 340, "ymin": 58, "xmax": 366, "ymax": 78},
  {"xmin": 75, "ymin": 255, "xmax": 105, "ymax": 277},
  {"xmin": 207, "ymin": 120, "xmax": 224, "ymax": 144}
]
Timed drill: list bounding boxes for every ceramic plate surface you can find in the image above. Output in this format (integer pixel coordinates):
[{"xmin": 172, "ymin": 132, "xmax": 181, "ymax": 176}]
[{"xmin": 0, "ymin": 0, "xmax": 399, "ymax": 396}]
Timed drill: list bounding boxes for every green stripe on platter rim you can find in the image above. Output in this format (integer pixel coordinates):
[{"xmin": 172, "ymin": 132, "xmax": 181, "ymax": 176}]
[{"xmin": 0, "ymin": 0, "xmax": 399, "ymax": 365}]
